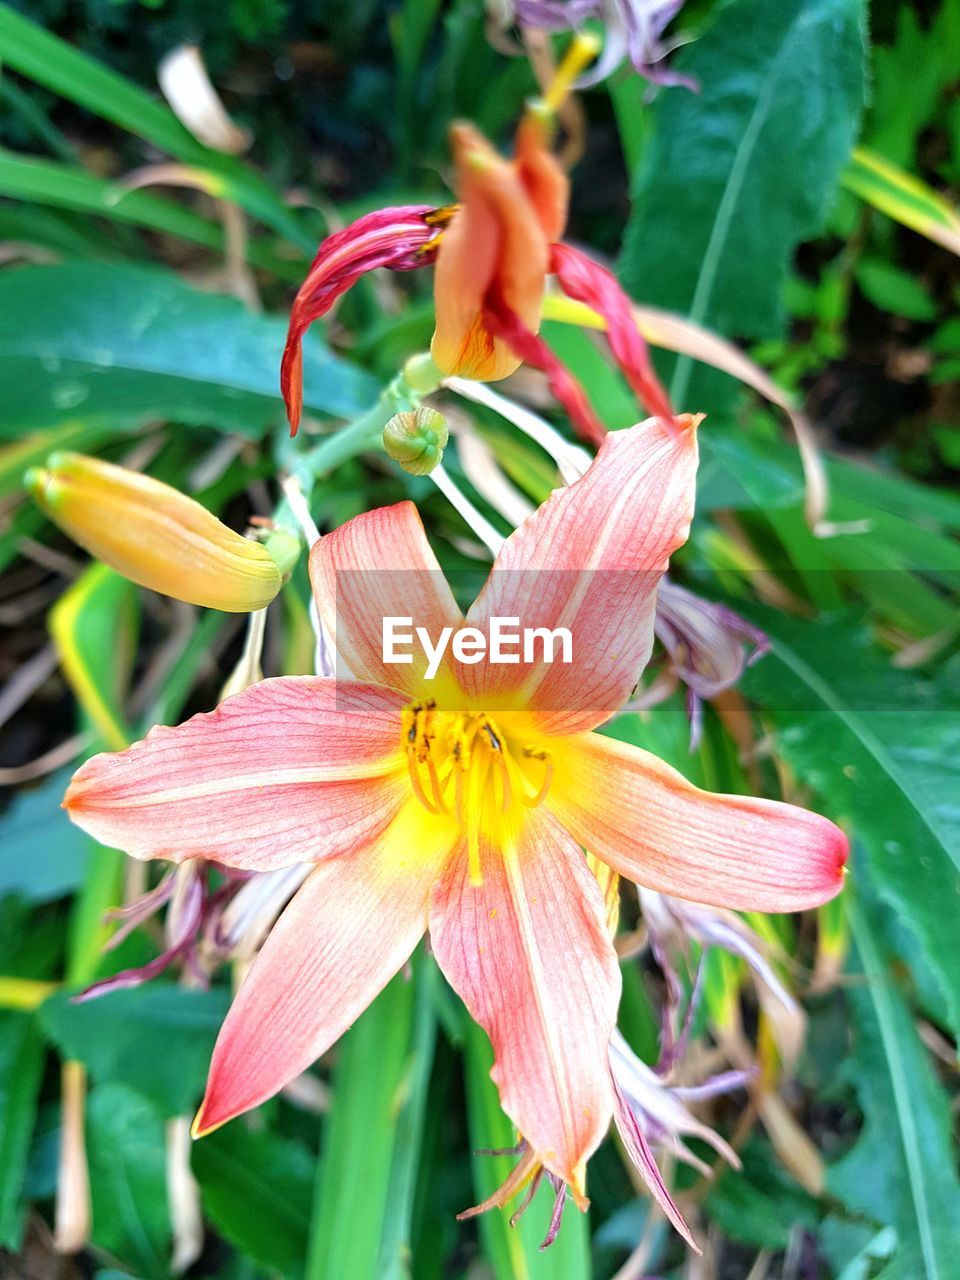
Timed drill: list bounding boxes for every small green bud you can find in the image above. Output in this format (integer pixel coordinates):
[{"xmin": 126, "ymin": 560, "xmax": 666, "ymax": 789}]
[{"xmin": 383, "ymin": 407, "xmax": 448, "ymax": 476}]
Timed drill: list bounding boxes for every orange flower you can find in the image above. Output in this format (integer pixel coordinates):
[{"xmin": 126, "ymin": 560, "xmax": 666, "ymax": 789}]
[
  {"xmin": 280, "ymin": 38, "xmax": 674, "ymax": 445},
  {"xmin": 429, "ymin": 113, "xmax": 567, "ymax": 382}
]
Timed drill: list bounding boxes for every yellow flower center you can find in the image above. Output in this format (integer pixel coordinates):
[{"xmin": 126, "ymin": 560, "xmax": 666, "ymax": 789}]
[{"xmin": 401, "ymin": 700, "xmax": 554, "ymax": 884}]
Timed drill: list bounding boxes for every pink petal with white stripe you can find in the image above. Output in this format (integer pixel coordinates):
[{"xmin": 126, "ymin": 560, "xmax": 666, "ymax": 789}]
[
  {"xmin": 65, "ymin": 678, "xmax": 408, "ymax": 871},
  {"xmin": 428, "ymin": 810, "xmax": 620, "ymax": 1196},
  {"xmin": 548, "ymin": 732, "xmax": 848, "ymax": 912},
  {"xmin": 461, "ymin": 415, "xmax": 700, "ymax": 734},
  {"xmin": 194, "ymin": 801, "xmax": 457, "ymax": 1134},
  {"xmin": 309, "ymin": 501, "xmax": 465, "ymax": 700}
]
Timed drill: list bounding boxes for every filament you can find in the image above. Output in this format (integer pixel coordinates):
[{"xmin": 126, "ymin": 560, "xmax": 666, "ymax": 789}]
[{"xmin": 542, "ymin": 32, "xmax": 601, "ymax": 113}]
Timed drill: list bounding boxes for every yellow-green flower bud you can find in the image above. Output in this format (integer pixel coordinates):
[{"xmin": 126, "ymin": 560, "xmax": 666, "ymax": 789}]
[
  {"xmin": 383, "ymin": 407, "xmax": 448, "ymax": 476},
  {"xmin": 26, "ymin": 453, "xmax": 282, "ymax": 613}
]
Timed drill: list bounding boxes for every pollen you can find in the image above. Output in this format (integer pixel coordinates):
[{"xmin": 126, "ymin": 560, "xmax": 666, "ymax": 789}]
[{"xmin": 401, "ymin": 701, "xmax": 554, "ymax": 884}]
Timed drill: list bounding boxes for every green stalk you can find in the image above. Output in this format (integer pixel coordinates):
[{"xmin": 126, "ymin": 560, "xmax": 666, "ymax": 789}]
[
  {"xmin": 306, "ymin": 957, "xmax": 432, "ymax": 1280},
  {"xmin": 377, "ymin": 956, "xmax": 439, "ymax": 1280}
]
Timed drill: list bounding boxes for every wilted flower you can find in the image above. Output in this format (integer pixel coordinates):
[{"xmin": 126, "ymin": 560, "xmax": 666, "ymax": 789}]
[
  {"xmin": 26, "ymin": 453, "xmax": 282, "ymax": 613},
  {"xmin": 630, "ymin": 579, "xmax": 769, "ymax": 747},
  {"xmin": 463, "ymin": 1027, "xmax": 751, "ymax": 1252},
  {"xmin": 281, "ymin": 41, "xmax": 673, "ymax": 445},
  {"xmin": 280, "ymin": 205, "xmax": 453, "ymax": 433},
  {"xmin": 64, "ymin": 414, "xmax": 845, "ymax": 1204},
  {"xmin": 76, "ymin": 861, "xmax": 311, "ymax": 1002},
  {"xmin": 654, "ymin": 581, "xmax": 769, "ymax": 700},
  {"xmin": 639, "ymin": 887, "xmax": 804, "ymax": 1066},
  {"xmin": 610, "ymin": 1028, "xmax": 750, "ymax": 1249},
  {"xmin": 505, "ymin": 0, "xmax": 697, "ymax": 90}
]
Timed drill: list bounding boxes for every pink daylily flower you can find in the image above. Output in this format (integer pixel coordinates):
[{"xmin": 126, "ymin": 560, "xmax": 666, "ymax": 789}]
[{"xmin": 64, "ymin": 413, "xmax": 845, "ymax": 1202}]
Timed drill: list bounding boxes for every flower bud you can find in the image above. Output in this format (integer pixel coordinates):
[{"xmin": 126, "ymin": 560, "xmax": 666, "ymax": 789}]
[
  {"xmin": 382, "ymin": 407, "xmax": 448, "ymax": 475},
  {"xmin": 26, "ymin": 453, "xmax": 282, "ymax": 613}
]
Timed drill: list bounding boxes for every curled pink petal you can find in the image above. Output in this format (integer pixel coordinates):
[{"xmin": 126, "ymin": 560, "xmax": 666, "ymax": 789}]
[
  {"xmin": 282, "ymin": 205, "xmax": 446, "ymax": 432},
  {"xmin": 551, "ymin": 242, "xmax": 674, "ymax": 425}
]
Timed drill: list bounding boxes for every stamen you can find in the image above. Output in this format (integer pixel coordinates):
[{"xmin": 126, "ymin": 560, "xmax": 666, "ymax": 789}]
[
  {"xmin": 426, "ymin": 753, "xmax": 451, "ymax": 815},
  {"xmin": 406, "ymin": 746, "xmax": 441, "ymax": 814},
  {"xmin": 401, "ymin": 705, "xmax": 549, "ymax": 856},
  {"xmin": 493, "ymin": 751, "xmax": 513, "ymax": 814},
  {"xmin": 541, "ymin": 32, "xmax": 601, "ymax": 114}
]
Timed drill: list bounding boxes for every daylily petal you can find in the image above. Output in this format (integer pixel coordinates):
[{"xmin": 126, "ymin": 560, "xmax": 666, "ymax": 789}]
[
  {"xmin": 551, "ymin": 242, "xmax": 673, "ymax": 424},
  {"xmin": 282, "ymin": 205, "xmax": 443, "ymax": 433},
  {"xmin": 65, "ymin": 678, "xmax": 408, "ymax": 871},
  {"xmin": 309, "ymin": 501, "xmax": 465, "ymax": 699},
  {"xmin": 462, "ymin": 414, "xmax": 699, "ymax": 734},
  {"xmin": 548, "ymin": 732, "xmax": 847, "ymax": 912},
  {"xmin": 431, "ymin": 122, "xmax": 550, "ymax": 382},
  {"xmin": 428, "ymin": 809, "xmax": 620, "ymax": 1195},
  {"xmin": 514, "ymin": 112, "xmax": 569, "ymax": 244},
  {"xmin": 194, "ymin": 800, "xmax": 456, "ymax": 1134},
  {"xmin": 481, "ymin": 298, "xmax": 607, "ymax": 446}
]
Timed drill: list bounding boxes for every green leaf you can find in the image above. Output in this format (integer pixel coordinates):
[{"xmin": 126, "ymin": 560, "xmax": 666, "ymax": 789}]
[
  {"xmin": 0, "ymin": 263, "xmax": 378, "ymax": 438},
  {"xmin": 0, "ymin": 152, "xmax": 302, "ymax": 279},
  {"xmin": 306, "ymin": 971, "xmax": 416, "ymax": 1280},
  {"xmin": 39, "ymin": 985, "xmax": 229, "ymax": 1117},
  {"xmin": 855, "ymin": 259, "xmax": 938, "ymax": 321},
  {"xmin": 193, "ymin": 1126, "xmax": 314, "ymax": 1278},
  {"xmin": 0, "ymin": 1012, "xmax": 45, "ymax": 1249},
  {"xmin": 49, "ymin": 564, "xmax": 137, "ymax": 754},
  {"xmin": 48, "ymin": 565, "xmax": 139, "ymax": 988},
  {"xmin": 0, "ymin": 3, "xmax": 312, "ymax": 251},
  {"xmin": 828, "ymin": 888, "xmax": 960, "ymax": 1280},
  {"xmin": 0, "ymin": 770, "xmax": 91, "ymax": 904},
  {"xmin": 621, "ymin": 0, "xmax": 867, "ymax": 406},
  {"xmin": 376, "ymin": 956, "xmax": 439, "ymax": 1280},
  {"xmin": 697, "ymin": 425, "xmax": 805, "ymax": 511},
  {"xmin": 843, "ymin": 147, "xmax": 960, "ymax": 258},
  {"xmin": 741, "ymin": 611, "xmax": 960, "ymax": 1036},
  {"xmin": 861, "ymin": 6, "xmax": 960, "ymax": 168},
  {"xmin": 85, "ymin": 1083, "xmax": 171, "ymax": 1280},
  {"xmin": 705, "ymin": 1139, "xmax": 819, "ymax": 1249}
]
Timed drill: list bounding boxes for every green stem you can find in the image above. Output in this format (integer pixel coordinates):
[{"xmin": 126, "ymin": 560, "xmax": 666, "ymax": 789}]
[
  {"xmin": 306, "ymin": 964, "xmax": 420, "ymax": 1280},
  {"xmin": 376, "ymin": 955, "xmax": 438, "ymax": 1280}
]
